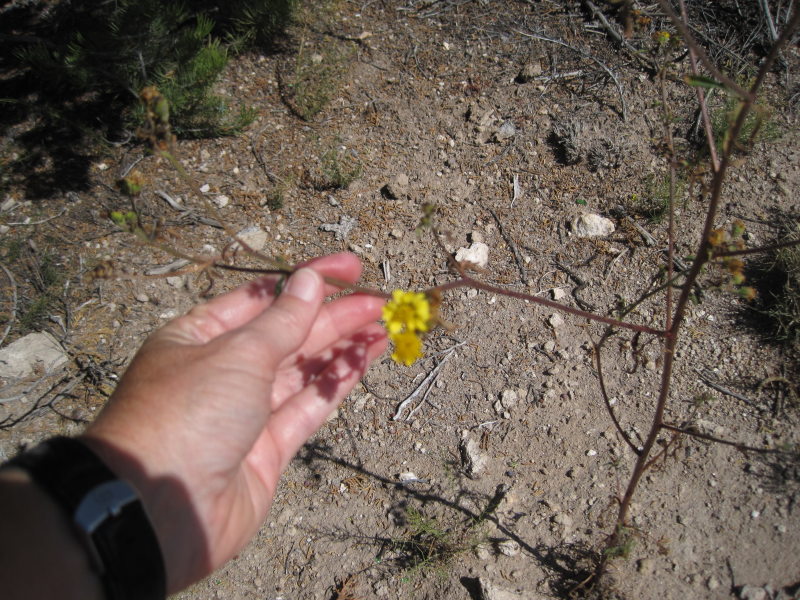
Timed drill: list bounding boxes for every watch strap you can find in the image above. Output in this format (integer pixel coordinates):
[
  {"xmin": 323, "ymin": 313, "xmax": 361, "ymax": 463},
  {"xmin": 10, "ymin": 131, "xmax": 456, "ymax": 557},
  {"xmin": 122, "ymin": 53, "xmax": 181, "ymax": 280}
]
[{"xmin": 5, "ymin": 436, "xmax": 166, "ymax": 600}]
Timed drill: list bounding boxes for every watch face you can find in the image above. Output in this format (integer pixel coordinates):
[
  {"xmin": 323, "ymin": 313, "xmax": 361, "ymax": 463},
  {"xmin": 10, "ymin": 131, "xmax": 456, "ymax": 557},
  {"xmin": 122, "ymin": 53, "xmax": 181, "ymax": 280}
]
[{"xmin": 75, "ymin": 480, "xmax": 138, "ymax": 533}]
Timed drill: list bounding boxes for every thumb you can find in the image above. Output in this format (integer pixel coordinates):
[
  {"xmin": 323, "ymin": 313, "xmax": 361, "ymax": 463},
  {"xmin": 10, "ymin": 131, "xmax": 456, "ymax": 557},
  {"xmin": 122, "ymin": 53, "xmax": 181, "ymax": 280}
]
[{"xmin": 244, "ymin": 267, "xmax": 324, "ymax": 364}]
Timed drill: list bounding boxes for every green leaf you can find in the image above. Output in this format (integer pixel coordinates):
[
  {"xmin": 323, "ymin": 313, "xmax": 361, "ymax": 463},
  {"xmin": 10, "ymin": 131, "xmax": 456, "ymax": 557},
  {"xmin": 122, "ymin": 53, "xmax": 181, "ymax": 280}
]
[
  {"xmin": 575, "ymin": 198, "xmax": 587, "ymax": 206},
  {"xmin": 684, "ymin": 75, "xmax": 725, "ymax": 90}
]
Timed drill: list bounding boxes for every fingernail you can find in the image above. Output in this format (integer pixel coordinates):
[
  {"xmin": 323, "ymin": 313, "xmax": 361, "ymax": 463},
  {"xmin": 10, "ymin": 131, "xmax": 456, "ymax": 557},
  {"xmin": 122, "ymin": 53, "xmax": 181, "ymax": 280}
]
[{"xmin": 284, "ymin": 268, "xmax": 321, "ymax": 303}]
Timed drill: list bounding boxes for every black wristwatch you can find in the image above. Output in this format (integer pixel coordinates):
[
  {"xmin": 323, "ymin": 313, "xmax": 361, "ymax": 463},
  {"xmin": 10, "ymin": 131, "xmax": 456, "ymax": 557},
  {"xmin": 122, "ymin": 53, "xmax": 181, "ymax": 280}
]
[{"xmin": 4, "ymin": 436, "xmax": 166, "ymax": 600}]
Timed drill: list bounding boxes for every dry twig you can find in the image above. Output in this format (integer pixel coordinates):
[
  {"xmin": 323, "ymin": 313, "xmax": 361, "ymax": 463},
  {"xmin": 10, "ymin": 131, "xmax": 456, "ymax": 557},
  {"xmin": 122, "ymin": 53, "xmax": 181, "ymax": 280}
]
[
  {"xmin": 0, "ymin": 263, "xmax": 17, "ymax": 347},
  {"xmin": 514, "ymin": 29, "xmax": 628, "ymax": 122}
]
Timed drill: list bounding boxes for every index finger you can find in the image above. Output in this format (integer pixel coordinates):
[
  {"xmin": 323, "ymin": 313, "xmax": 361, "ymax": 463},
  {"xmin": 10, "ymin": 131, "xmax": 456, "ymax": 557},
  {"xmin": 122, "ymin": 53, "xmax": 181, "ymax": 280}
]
[{"xmin": 164, "ymin": 253, "xmax": 365, "ymax": 345}]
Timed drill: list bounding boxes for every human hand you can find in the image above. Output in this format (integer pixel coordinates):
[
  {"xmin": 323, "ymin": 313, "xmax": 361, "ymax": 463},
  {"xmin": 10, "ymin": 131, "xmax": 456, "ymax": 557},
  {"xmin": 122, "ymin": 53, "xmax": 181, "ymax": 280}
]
[{"xmin": 81, "ymin": 253, "xmax": 387, "ymax": 593}]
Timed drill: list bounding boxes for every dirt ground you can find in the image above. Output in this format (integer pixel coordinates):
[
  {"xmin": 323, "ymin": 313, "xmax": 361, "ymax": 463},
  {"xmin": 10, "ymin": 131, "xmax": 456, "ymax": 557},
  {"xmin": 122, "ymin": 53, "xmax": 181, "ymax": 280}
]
[{"xmin": 1, "ymin": 1, "xmax": 799, "ymax": 598}]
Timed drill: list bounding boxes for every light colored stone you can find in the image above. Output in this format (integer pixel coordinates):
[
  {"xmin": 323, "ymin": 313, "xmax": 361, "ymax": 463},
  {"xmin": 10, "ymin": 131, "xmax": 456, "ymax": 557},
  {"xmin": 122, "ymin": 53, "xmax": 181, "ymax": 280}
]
[
  {"xmin": 739, "ymin": 585, "xmax": 768, "ymax": 600},
  {"xmin": 460, "ymin": 431, "xmax": 488, "ymax": 479},
  {"xmin": 234, "ymin": 226, "xmax": 268, "ymax": 251},
  {"xmin": 500, "ymin": 389, "xmax": 519, "ymax": 409},
  {"xmin": 548, "ymin": 313, "xmax": 564, "ymax": 328},
  {"xmin": 381, "ymin": 173, "xmax": 410, "ymax": 199},
  {"xmin": 572, "ymin": 213, "xmax": 615, "ymax": 237},
  {"xmin": 516, "ymin": 61, "xmax": 543, "ymax": 83},
  {"xmin": 544, "ymin": 340, "xmax": 556, "ymax": 352},
  {"xmin": 637, "ymin": 558, "xmax": 656, "ymax": 575},
  {"xmin": 478, "ymin": 577, "xmax": 534, "ymax": 600},
  {"xmin": 551, "ymin": 288, "xmax": 567, "ymax": 301},
  {"xmin": 552, "ymin": 513, "xmax": 573, "ymax": 528},
  {"xmin": 497, "ymin": 539, "xmax": 520, "ymax": 556},
  {"xmin": 492, "ymin": 120, "xmax": 516, "ymax": 142},
  {"xmin": 0, "ymin": 332, "xmax": 68, "ymax": 379},
  {"xmin": 213, "ymin": 194, "xmax": 230, "ymax": 208},
  {"xmin": 455, "ymin": 242, "xmax": 490, "ymax": 268},
  {"xmin": 694, "ymin": 419, "xmax": 726, "ymax": 437}
]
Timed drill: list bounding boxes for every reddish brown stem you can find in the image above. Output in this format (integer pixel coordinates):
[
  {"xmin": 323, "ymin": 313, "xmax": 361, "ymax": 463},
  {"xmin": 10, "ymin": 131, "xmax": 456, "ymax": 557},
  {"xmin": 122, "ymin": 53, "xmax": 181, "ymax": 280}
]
[{"xmin": 430, "ymin": 276, "xmax": 666, "ymax": 337}]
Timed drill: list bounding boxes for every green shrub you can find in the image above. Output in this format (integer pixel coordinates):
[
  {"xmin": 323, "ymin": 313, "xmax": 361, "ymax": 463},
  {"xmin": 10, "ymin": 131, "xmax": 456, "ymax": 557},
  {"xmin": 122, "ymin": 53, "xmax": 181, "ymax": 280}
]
[
  {"xmin": 15, "ymin": 0, "xmax": 296, "ymax": 138},
  {"xmin": 762, "ymin": 230, "xmax": 800, "ymax": 346}
]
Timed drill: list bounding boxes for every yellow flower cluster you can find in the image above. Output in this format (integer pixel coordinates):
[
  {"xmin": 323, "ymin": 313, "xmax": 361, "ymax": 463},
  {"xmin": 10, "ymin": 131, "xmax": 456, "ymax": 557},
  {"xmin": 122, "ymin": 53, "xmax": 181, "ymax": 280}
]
[{"xmin": 382, "ymin": 290, "xmax": 431, "ymax": 366}]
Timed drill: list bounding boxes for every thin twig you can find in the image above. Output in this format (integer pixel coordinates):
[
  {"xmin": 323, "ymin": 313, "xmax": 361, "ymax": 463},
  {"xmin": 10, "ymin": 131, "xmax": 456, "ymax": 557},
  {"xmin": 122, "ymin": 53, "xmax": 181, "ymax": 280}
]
[
  {"xmin": 0, "ymin": 263, "xmax": 17, "ymax": 346},
  {"xmin": 655, "ymin": 0, "xmax": 751, "ymax": 99},
  {"xmin": 484, "ymin": 204, "xmax": 526, "ymax": 283},
  {"xmin": 154, "ymin": 190, "xmax": 223, "ymax": 229},
  {"xmin": 595, "ymin": 334, "xmax": 642, "ymax": 455},
  {"xmin": 582, "ymin": 0, "xmax": 654, "ymax": 70},
  {"xmin": 758, "ymin": 0, "xmax": 781, "ymax": 42},
  {"xmin": 696, "ymin": 368, "xmax": 761, "ymax": 409},
  {"xmin": 604, "ymin": 248, "xmax": 629, "ymax": 281},
  {"xmin": 393, "ymin": 348, "xmax": 456, "ymax": 421},
  {"xmin": 679, "ymin": 0, "xmax": 721, "ymax": 173},
  {"xmin": 514, "ymin": 29, "xmax": 628, "ymax": 122},
  {"xmin": 7, "ymin": 207, "xmax": 67, "ymax": 226},
  {"xmin": 0, "ymin": 374, "xmax": 84, "ymax": 429}
]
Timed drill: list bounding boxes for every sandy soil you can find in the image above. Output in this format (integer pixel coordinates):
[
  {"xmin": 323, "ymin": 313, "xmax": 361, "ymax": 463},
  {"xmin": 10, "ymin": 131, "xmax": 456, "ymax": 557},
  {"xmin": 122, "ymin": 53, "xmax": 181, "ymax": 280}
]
[{"xmin": 1, "ymin": 1, "xmax": 799, "ymax": 599}]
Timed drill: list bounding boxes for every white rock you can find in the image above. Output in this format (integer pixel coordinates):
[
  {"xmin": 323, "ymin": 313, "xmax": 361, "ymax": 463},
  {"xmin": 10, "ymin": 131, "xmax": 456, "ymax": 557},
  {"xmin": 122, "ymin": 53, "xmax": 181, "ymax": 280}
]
[
  {"xmin": 497, "ymin": 539, "xmax": 520, "ymax": 556},
  {"xmin": 475, "ymin": 544, "xmax": 492, "ymax": 560},
  {"xmin": 572, "ymin": 213, "xmax": 615, "ymax": 237},
  {"xmin": 460, "ymin": 431, "xmax": 488, "ymax": 479},
  {"xmin": 233, "ymin": 226, "xmax": 268, "ymax": 252},
  {"xmin": 548, "ymin": 313, "xmax": 564, "ymax": 328},
  {"xmin": 213, "ymin": 194, "xmax": 230, "ymax": 208},
  {"xmin": 199, "ymin": 183, "xmax": 210, "ymax": 193},
  {"xmin": 0, "ymin": 332, "xmax": 68, "ymax": 379},
  {"xmin": 455, "ymin": 242, "xmax": 490, "ymax": 268},
  {"xmin": 500, "ymin": 389, "xmax": 519, "ymax": 409},
  {"xmin": 544, "ymin": 340, "xmax": 556, "ymax": 352},
  {"xmin": 739, "ymin": 585, "xmax": 768, "ymax": 600},
  {"xmin": 551, "ymin": 288, "xmax": 567, "ymax": 301},
  {"xmin": 478, "ymin": 577, "xmax": 533, "ymax": 600},
  {"xmin": 135, "ymin": 293, "xmax": 150, "ymax": 303}
]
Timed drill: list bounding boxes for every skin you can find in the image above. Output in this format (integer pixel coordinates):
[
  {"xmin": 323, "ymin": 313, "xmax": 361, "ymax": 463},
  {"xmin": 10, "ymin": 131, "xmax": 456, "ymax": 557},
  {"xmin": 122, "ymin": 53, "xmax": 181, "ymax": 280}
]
[{"xmin": 0, "ymin": 253, "xmax": 387, "ymax": 598}]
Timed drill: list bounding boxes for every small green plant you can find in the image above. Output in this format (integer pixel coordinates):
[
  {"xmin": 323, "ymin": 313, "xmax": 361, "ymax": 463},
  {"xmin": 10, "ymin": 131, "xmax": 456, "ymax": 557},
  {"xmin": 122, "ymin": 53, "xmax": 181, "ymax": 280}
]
[
  {"xmin": 390, "ymin": 506, "xmax": 465, "ymax": 579},
  {"xmin": 691, "ymin": 392, "xmax": 715, "ymax": 408},
  {"xmin": 320, "ymin": 145, "xmax": 362, "ymax": 189},
  {"xmin": 280, "ymin": 34, "xmax": 355, "ymax": 121},
  {"xmin": 711, "ymin": 96, "xmax": 780, "ymax": 154},
  {"xmin": 628, "ymin": 173, "xmax": 686, "ymax": 223},
  {"xmin": 758, "ymin": 228, "xmax": 800, "ymax": 346},
  {"xmin": 17, "ymin": 250, "xmax": 64, "ymax": 333},
  {"xmin": 603, "ymin": 525, "xmax": 636, "ymax": 560}
]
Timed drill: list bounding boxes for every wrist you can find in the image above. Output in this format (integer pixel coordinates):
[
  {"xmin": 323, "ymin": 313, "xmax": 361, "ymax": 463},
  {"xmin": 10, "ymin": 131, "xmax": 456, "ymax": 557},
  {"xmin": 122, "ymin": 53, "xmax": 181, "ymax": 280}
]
[
  {"xmin": 0, "ymin": 467, "xmax": 105, "ymax": 600},
  {"xmin": 80, "ymin": 433, "xmax": 208, "ymax": 593}
]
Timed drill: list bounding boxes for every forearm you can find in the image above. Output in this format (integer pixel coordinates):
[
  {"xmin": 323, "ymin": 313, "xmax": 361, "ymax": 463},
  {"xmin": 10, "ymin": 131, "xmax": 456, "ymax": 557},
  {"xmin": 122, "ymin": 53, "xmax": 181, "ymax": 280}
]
[{"xmin": 0, "ymin": 467, "xmax": 104, "ymax": 600}]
